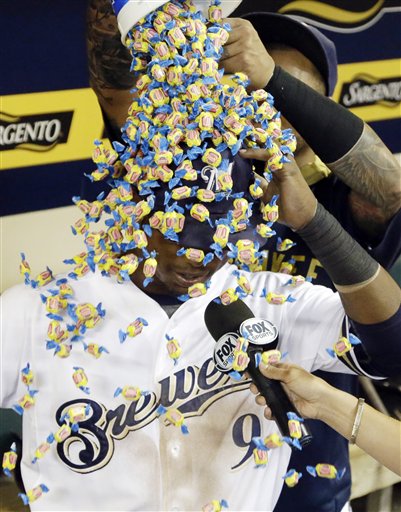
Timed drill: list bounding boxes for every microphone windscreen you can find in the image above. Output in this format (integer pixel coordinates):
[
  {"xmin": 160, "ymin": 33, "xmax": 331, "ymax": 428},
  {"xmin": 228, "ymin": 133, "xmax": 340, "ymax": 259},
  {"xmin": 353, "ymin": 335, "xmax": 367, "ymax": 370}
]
[{"xmin": 204, "ymin": 299, "xmax": 254, "ymax": 341}]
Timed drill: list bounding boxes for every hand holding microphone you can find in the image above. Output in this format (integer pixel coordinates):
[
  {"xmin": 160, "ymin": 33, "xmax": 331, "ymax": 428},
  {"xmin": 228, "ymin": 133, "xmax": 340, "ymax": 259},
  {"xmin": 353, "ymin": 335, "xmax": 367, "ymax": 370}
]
[{"xmin": 204, "ymin": 298, "xmax": 313, "ymax": 448}]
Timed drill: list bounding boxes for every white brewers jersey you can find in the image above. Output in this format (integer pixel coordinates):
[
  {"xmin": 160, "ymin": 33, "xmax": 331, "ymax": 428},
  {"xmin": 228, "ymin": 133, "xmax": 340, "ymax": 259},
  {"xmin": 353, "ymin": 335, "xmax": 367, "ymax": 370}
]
[{"xmin": 1, "ymin": 263, "xmax": 352, "ymax": 511}]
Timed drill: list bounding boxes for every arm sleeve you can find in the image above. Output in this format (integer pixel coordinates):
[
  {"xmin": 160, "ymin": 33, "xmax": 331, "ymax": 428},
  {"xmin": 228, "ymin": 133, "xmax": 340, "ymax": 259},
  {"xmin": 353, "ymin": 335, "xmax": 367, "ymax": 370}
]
[
  {"xmin": 345, "ymin": 307, "xmax": 401, "ymax": 378},
  {"xmin": 266, "ymin": 66, "xmax": 364, "ymax": 163}
]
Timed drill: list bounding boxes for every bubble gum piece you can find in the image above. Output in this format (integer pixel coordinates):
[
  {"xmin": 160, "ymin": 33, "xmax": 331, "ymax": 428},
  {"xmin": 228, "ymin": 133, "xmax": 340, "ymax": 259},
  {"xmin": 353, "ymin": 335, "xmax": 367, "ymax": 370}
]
[
  {"xmin": 213, "ymin": 222, "xmax": 231, "ymax": 248},
  {"xmin": 157, "ymin": 165, "xmax": 174, "ymax": 182},
  {"xmin": 43, "ymin": 294, "xmax": 68, "ymax": 316},
  {"xmin": 74, "ymin": 303, "xmax": 100, "ymax": 323},
  {"xmin": 232, "ymin": 349, "xmax": 250, "ymax": 372},
  {"xmin": 267, "ymin": 152, "xmax": 284, "ymax": 172},
  {"xmin": 161, "ymin": 211, "xmax": 185, "ymax": 234},
  {"xmin": 261, "ymin": 195, "xmax": 279, "ymax": 223},
  {"xmin": 31, "ymin": 267, "xmax": 54, "ymax": 288},
  {"xmin": 119, "ymin": 317, "xmax": 149, "ymax": 342},
  {"xmin": 217, "ymin": 172, "xmax": 233, "ymax": 192},
  {"xmin": 219, "ymin": 288, "xmax": 239, "ymax": 306},
  {"xmin": 263, "ymin": 291, "xmax": 295, "ymax": 305},
  {"xmin": 202, "ymin": 499, "xmax": 229, "ymax": 512},
  {"xmin": 235, "ymin": 239, "xmax": 258, "ymax": 266},
  {"xmin": 64, "ymin": 404, "xmax": 91, "ymax": 425},
  {"xmin": 328, "ymin": 335, "xmax": 361, "ymax": 358},
  {"xmin": 234, "ymin": 272, "xmax": 252, "ymax": 296},
  {"xmin": 279, "ymin": 258, "xmax": 296, "ymax": 275},
  {"xmin": 167, "ymin": 127, "xmax": 184, "ymax": 146},
  {"xmin": 155, "ymin": 149, "xmax": 174, "ymax": 166},
  {"xmin": 212, "ymin": 129, "xmax": 223, "ymax": 146},
  {"xmin": 149, "ymin": 211, "xmax": 163, "ymax": 229},
  {"xmin": 167, "ymin": 27, "xmax": 186, "ymax": 48},
  {"xmin": 136, "ymin": 74, "xmax": 152, "ymax": 90},
  {"xmin": 114, "ymin": 385, "xmax": 148, "ymax": 401},
  {"xmin": 275, "ymin": 236, "xmax": 297, "ymax": 252},
  {"xmin": 118, "ymin": 253, "xmax": 140, "ymax": 276},
  {"xmin": 287, "ymin": 412, "xmax": 304, "ymax": 439},
  {"xmin": 2, "ymin": 443, "xmax": 18, "ymax": 477},
  {"xmin": 13, "ymin": 390, "xmax": 38, "ymax": 415},
  {"xmin": 185, "ymin": 128, "xmax": 202, "ymax": 147},
  {"xmin": 21, "ymin": 363, "xmax": 34, "ymax": 387},
  {"xmin": 197, "ymin": 112, "xmax": 215, "ymax": 134},
  {"xmin": 307, "ymin": 463, "xmax": 346, "ymax": 480},
  {"xmin": 255, "ymin": 224, "xmax": 275, "ymax": 239},
  {"xmin": 143, "ymin": 254, "xmax": 158, "ymax": 287},
  {"xmin": 186, "ymin": 83, "xmax": 202, "ymax": 102},
  {"xmin": 54, "ymin": 423, "xmax": 72, "ymax": 443},
  {"xmin": 249, "ymin": 179, "xmax": 264, "ymax": 199},
  {"xmin": 72, "ymin": 367, "xmax": 90, "ymax": 394},
  {"xmin": 177, "ymin": 247, "xmax": 205, "ymax": 263},
  {"xmin": 261, "ymin": 350, "xmax": 282, "ymax": 365},
  {"xmin": 157, "ymin": 405, "xmax": 189, "ymax": 434},
  {"xmin": 253, "ymin": 447, "xmax": 269, "ymax": 466},
  {"xmin": 285, "ymin": 275, "xmax": 311, "ymax": 287},
  {"xmin": 32, "ymin": 441, "xmax": 52, "ymax": 464},
  {"xmin": 283, "ymin": 469, "xmax": 302, "ymax": 487},
  {"xmin": 264, "ymin": 433, "xmax": 284, "ymax": 449},
  {"xmin": 151, "ymin": 64, "xmax": 167, "ymax": 82},
  {"xmin": 187, "ymin": 281, "xmax": 209, "ymax": 298},
  {"xmin": 49, "ymin": 342, "xmax": 72, "ymax": 358},
  {"xmin": 132, "ymin": 228, "xmax": 148, "ymax": 249},
  {"xmin": 165, "ymin": 334, "xmax": 182, "ymax": 365},
  {"xmin": 190, "ymin": 204, "xmax": 210, "ymax": 223},
  {"xmin": 84, "ymin": 342, "xmax": 109, "ymax": 359},
  {"xmin": 19, "ymin": 484, "xmax": 49, "ymax": 505},
  {"xmin": 171, "ymin": 186, "xmax": 193, "ymax": 200},
  {"xmin": 153, "ymin": 11, "xmax": 172, "ymax": 33},
  {"xmin": 132, "ymin": 39, "xmax": 149, "ymax": 53},
  {"xmin": 19, "ymin": 252, "xmax": 31, "ymax": 284},
  {"xmin": 124, "ymin": 161, "xmax": 142, "ymax": 184},
  {"xmin": 197, "ymin": 188, "xmax": 215, "ymax": 202}
]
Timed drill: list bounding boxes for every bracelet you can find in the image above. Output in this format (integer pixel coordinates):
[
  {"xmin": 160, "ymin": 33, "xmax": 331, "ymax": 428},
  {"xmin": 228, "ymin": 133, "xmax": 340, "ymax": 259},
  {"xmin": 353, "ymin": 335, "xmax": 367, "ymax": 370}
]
[{"xmin": 350, "ymin": 398, "xmax": 365, "ymax": 444}]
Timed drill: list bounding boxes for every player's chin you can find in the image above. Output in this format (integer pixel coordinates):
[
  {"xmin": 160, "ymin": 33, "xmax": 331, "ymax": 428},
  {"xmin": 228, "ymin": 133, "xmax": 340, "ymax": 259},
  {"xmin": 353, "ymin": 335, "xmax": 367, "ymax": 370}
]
[{"xmin": 170, "ymin": 269, "xmax": 211, "ymax": 291}]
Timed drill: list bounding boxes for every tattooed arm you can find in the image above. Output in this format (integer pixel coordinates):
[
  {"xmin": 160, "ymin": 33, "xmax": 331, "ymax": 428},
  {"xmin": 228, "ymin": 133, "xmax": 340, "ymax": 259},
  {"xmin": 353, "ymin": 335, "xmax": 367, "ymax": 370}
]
[
  {"xmin": 328, "ymin": 124, "xmax": 401, "ymax": 241},
  {"xmin": 87, "ymin": 0, "xmax": 134, "ymax": 135}
]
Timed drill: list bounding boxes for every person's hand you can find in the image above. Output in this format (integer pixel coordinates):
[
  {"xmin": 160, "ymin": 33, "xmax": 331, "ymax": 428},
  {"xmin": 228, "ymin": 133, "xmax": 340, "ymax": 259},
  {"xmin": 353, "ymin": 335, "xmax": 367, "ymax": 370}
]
[
  {"xmin": 250, "ymin": 363, "xmax": 331, "ymax": 421},
  {"xmin": 240, "ymin": 149, "xmax": 317, "ymax": 230},
  {"xmin": 220, "ymin": 18, "xmax": 275, "ymax": 90}
]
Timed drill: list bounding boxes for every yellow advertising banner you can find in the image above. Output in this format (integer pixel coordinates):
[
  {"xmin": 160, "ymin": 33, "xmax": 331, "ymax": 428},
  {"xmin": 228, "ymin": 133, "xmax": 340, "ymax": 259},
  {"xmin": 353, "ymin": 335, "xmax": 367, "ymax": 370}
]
[
  {"xmin": 333, "ymin": 58, "xmax": 401, "ymax": 121},
  {"xmin": 0, "ymin": 88, "xmax": 105, "ymax": 170}
]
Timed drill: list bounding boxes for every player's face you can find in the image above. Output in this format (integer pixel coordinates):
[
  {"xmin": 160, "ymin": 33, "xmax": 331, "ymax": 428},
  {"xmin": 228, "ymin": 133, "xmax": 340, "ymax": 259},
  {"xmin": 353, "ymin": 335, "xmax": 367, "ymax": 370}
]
[
  {"xmin": 269, "ymin": 47, "xmax": 326, "ymax": 154},
  {"xmin": 131, "ymin": 228, "xmax": 227, "ymax": 296}
]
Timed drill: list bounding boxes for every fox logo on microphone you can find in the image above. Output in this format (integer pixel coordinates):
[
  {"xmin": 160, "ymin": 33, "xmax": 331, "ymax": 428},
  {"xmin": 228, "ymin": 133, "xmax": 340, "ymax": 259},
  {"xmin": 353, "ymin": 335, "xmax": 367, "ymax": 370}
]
[
  {"xmin": 239, "ymin": 318, "xmax": 278, "ymax": 345},
  {"xmin": 213, "ymin": 332, "xmax": 240, "ymax": 372}
]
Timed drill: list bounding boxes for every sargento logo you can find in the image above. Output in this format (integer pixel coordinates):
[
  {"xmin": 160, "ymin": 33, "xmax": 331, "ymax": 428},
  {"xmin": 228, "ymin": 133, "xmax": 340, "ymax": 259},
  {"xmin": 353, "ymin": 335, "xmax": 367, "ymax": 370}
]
[
  {"xmin": 0, "ymin": 111, "xmax": 73, "ymax": 151},
  {"xmin": 339, "ymin": 75, "xmax": 401, "ymax": 108}
]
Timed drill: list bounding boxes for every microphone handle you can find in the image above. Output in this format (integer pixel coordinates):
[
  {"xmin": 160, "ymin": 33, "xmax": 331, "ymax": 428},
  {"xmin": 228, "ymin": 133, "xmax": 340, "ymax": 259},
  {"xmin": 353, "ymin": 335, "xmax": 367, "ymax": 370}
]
[{"xmin": 247, "ymin": 352, "xmax": 313, "ymax": 448}]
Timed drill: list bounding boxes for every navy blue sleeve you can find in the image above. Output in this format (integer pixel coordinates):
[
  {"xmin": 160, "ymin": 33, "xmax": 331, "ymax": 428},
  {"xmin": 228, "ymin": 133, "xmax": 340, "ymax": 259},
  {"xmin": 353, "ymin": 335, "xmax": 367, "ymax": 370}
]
[
  {"xmin": 337, "ymin": 307, "xmax": 401, "ymax": 378},
  {"xmin": 313, "ymin": 175, "xmax": 401, "ymax": 269}
]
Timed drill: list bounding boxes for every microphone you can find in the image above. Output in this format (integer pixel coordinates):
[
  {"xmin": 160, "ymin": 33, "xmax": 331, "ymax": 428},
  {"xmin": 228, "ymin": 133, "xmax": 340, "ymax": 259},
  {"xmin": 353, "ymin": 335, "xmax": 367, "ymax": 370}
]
[{"xmin": 204, "ymin": 298, "xmax": 313, "ymax": 448}]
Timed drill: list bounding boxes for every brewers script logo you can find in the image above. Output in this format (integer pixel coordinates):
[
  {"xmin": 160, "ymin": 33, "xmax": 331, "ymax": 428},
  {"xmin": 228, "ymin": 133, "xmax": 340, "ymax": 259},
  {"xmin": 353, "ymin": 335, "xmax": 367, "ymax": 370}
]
[
  {"xmin": 55, "ymin": 358, "xmax": 251, "ymax": 473},
  {"xmin": 0, "ymin": 111, "xmax": 73, "ymax": 152},
  {"xmin": 234, "ymin": 0, "xmax": 401, "ymax": 31}
]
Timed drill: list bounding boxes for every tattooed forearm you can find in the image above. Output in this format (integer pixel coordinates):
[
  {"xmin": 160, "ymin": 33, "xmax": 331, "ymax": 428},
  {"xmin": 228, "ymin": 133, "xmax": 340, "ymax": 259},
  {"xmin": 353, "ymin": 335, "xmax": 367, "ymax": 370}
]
[
  {"xmin": 328, "ymin": 124, "xmax": 401, "ymax": 221},
  {"xmin": 87, "ymin": 0, "xmax": 134, "ymax": 91}
]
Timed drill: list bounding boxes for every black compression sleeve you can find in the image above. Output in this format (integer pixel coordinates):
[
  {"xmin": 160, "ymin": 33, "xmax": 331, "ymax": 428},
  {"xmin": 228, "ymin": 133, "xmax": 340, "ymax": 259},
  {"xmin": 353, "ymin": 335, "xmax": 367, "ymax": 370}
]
[
  {"xmin": 297, "ymin": 203, "xmax": 379, "ymax": 287},
  {"xmin": 266, "ymin": 66, "xmax": 364, "ymax": 163}
]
